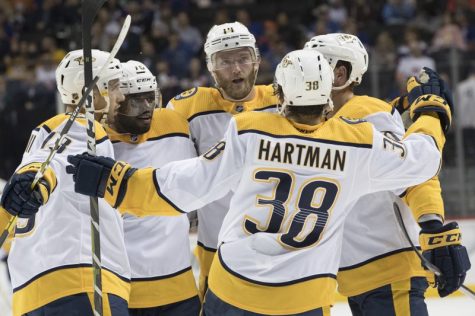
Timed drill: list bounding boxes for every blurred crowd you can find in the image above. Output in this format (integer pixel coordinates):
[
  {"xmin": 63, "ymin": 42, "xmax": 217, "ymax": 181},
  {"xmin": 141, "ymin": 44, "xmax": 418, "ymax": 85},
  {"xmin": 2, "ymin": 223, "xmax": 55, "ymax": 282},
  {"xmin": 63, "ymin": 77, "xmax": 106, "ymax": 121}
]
[{"xmin": 1, "ymin": 0, "xmax": 475, "ymax": 180}]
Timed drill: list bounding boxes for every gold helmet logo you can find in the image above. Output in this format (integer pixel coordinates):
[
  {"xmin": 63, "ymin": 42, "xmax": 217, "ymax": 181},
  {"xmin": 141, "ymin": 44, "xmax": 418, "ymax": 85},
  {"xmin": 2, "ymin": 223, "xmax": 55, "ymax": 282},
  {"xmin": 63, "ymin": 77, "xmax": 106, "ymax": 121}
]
[
  {"xmin": 73, "ymin": 56, "xmax": 97, "ymax": 65},
  {"xmin": 281, "ymin": 56, "xmax": 293, "ymax": 68}
]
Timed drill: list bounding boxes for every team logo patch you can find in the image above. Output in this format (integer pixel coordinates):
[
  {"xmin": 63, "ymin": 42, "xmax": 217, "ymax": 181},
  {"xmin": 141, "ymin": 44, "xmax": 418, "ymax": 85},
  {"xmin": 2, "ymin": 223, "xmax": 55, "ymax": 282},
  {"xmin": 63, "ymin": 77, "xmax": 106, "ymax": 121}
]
[
  {"xmin": 73, "ymin": 56, "xmax": 96, "ymax": 65},
  {"xmin": 174, "ymin": 87, "xmax": 198, "ymax": 100},
  {"xmin": 340, "ymin": 116, "xmax": 366, "ymax": 124},
  {"xmin": 235, "ymin": 104, "xmax": 244, "ymax": 113},
  {"xmin": 281, "ymin": 56, "xmax": 293, "ymax": 68}
]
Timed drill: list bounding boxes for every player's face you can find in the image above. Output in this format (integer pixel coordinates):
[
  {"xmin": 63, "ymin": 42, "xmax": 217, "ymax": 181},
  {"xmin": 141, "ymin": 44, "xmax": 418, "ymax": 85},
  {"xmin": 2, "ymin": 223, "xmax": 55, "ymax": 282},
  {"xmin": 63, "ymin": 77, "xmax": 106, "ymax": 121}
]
[
  {"xmin": 108, "ymin": 78, "xmax": 125, "ymax": 109},
  {"xmin": 212, "ymin": 48, "xmax": 259, "ymax": 100},
  {"xmin": 114, "ymin": 91, "xmax": 155, "ymax": 135}
]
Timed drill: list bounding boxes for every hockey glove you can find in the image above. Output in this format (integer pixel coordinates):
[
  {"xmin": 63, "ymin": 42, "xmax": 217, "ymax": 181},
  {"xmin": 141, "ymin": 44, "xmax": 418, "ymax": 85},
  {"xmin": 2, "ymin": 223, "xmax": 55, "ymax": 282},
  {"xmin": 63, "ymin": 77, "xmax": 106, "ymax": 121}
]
[
  {"xmin": 1, "ymin": 163, "xmax": 56, "ymax": 218},
  {"xmin": 66, "ymin": 153, "xmax": 136, "ymax": 208},
  {"xmin": 410, "ymin": 94, "xmax": 452, "ymax": 134},
  {"xmin": 419, "ymin": 221, "xmax": 471, "ymax": 297},
  {"xmin": 393, "ymin": 67, "xmax": 454, "ymax": 114}
]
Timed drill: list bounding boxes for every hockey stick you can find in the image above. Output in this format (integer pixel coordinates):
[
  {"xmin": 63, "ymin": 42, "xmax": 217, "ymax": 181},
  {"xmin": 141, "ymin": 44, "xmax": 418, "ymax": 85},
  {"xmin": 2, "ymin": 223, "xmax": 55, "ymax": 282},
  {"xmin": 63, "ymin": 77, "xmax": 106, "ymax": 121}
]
[
  {"xmin": 83, "ymin": 1, "xmax": 106, "ymax": 315},
  {"xmin": 393, "ymin": 202, "xmax": 475, "ymax": 300},
  {"xmin": 0, "ymin": 15, "xmax": 131, "ymax": 250},
  {"xmin": 82, "ymin": 0, "xmax": 107, "ymax": 314}
]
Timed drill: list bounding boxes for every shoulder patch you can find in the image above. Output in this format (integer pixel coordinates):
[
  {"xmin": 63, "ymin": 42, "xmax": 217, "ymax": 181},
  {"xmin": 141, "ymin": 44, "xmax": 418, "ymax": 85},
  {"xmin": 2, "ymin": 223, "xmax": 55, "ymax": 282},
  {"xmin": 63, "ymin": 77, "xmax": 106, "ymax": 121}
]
[
  {"xmin": 174, "ymin": 87, "xmax": 198, "ymax": 100},
  {"xmin": 340, "ymin": 116, "xmax": 367, "ymax": 124}
]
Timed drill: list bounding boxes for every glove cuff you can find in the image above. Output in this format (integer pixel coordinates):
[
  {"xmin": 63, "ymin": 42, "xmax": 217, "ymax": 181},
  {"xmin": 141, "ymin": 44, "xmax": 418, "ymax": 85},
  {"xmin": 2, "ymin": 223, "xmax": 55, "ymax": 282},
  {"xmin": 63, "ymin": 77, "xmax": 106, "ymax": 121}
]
[
  {"xmin": 103, "ymin": 161, "xmax": 136, "ymax": 208},
  {"xmin": 16, "ymin": 163, "xmax": 57, "ymax": 204},
  {"xmin": 409, "ymin": 94, "xmax": 452, "ymax": 134},
  {"xmin": 419, "ymin": 222, "xmax": 462, "ymax": 251}
]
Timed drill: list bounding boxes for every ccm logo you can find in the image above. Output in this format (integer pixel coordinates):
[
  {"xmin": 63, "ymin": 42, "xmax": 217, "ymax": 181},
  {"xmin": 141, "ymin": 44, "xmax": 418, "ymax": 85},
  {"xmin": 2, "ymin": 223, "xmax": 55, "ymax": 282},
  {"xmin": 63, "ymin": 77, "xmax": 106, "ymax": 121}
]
[
  {"xmin": 428, "ymin": 233, "xmax": 461, "ymax": 245},
  {"xmin": 106, "ymin": 162, "xmax": 128, "ymax": 195}
]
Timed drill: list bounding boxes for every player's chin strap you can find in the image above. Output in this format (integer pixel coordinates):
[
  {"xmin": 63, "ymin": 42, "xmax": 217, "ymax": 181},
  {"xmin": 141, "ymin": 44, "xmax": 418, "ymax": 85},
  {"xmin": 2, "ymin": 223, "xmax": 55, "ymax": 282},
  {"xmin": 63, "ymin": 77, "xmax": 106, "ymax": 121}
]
[
  {"xmin": 393, "ymin": 202, "xmax": 475, "ymax": 300},
  {"xmin": 331, "ymin": 79, "xmax": 353, "ymax": 91}
]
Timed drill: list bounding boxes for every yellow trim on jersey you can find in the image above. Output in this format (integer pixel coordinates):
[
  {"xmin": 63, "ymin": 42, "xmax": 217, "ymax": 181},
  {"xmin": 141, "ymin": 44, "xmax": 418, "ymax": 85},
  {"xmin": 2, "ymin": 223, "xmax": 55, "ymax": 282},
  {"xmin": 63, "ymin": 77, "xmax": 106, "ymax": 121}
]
[
  {"xmin": 118, "ymin": 168, "xmax": 183, "ymax": 217},
  {"xmin": 16, "ymin": 163, "xmax": 57, "ymax": 204},
  {"xmin": 208, "ymin": 254, "xmax": 337, "ymax": 315},
  {"xmin": 234, "ymin": 111, "xmax": 374, "ymax": 147},
  {"xmin": 107, "ymin": 108, "xmax": 190, "ymax": 144},
  {"xmin": 335, "ymin": 95, "xmax": 393, "ymax": 118},
  {"xmin": 128, "ymin": 268, "xmax": 198, "ymax": 308},
  {"xmin": 404, "ymin": 176, "xmax": 444, "ymax": 221},
  {"xmin": 0, "ymin": 206, "xmax": 14, "ymax": 232},
  {"xmin": 40, "ymin": 114, "xmax": 109, "ymax": 142},
  {"xmin": 169, "ymin": 85, "xmax": 278, "ymax": 120},
  {"xmin": 337, "ymin": 250, "xmax": 426, "ymax": 297},
  {"xmin": 391, "ymin": 279, "xmax": 412, "ymax": 316},
  {"xmin": 12, "ymin": 266, "xmax": 130, "ymax": 316},
  {"xmin": 0, "ymin": 207, "xmax": 14, "ymax": 253},
  {"xmin": 405, "ymin": 115, "xmax": 445, "ymax": 150},
  {"xmin": 194, "ymin": 244, "xmax": 217, "ymax": 300}
]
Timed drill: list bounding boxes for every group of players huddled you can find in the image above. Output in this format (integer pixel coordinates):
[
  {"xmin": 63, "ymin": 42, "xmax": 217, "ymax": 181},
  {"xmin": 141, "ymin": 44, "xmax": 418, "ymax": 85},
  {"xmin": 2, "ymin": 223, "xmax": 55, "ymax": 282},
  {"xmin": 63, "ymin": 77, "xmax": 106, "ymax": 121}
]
[{"xmin": 0, "ymin": 21, "xmax": 471, "ymax": 316}]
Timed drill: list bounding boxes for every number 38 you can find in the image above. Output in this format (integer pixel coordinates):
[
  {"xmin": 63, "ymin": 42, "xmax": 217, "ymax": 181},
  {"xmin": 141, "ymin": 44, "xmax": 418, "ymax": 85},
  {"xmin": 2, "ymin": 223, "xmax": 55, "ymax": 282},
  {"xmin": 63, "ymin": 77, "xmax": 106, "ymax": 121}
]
[
  {"xmin": 305, "ymin": 81, "xmax": 319, "ymax": 91},
  {"xmin": 244, "ymin": 169, "xmax": 339, "ymax": 249}
]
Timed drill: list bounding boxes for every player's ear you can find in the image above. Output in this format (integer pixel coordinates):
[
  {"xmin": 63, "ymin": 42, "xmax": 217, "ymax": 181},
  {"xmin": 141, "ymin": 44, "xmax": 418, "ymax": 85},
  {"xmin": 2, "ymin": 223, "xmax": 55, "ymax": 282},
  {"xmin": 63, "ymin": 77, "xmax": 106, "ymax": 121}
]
[
  {"xmin": 92, "ymin": 85, "xmax": 107, "ymax": 110},
  {"xmin": 333, "ymin": 65, "xmax": 347, "ymax": 87}
]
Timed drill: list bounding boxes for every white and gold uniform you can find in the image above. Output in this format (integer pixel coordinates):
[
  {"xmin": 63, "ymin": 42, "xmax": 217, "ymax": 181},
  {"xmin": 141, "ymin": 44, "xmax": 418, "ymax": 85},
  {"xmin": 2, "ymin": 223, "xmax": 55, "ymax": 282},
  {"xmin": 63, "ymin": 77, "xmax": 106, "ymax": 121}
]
[
  {"xmin": 334, "ymin": 96, "xmax": 443, "ymax": 297},
  {"xmin": 8, "ymin": 114, "xmax": 130, "ymax": 316},
  {"xmin": 108, "ymin": 108, "xmax": 198, "ymax": 308},
  {"xmin": 114, "ymin": 111, "xmax": 443, "ymax": 315},
  {"xmin": 166, "ymin": 85, "xmax": 278, "ymax": 293}
]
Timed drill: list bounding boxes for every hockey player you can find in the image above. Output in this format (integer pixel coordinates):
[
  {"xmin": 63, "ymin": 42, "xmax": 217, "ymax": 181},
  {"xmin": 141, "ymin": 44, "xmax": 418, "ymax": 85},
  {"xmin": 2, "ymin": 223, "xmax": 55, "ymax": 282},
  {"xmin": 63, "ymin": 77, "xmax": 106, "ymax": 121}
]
[
  {"xmin": 106, "ymin": 60, "xmax": 200, "ymax": 315},
  {"xmin": 305, "ymin": 33, "xmax": 471, "ymax": 315},
  {"xmin": 166, "ymin": 21, "xmax": 278, "ymax": 297},
  {"xmin": 67, "ymin": 49, "xmax": 449, "ymax": 315},
  {"xmin": 0, "ymin": 49, "xmax": 131, "ymax": 316}
]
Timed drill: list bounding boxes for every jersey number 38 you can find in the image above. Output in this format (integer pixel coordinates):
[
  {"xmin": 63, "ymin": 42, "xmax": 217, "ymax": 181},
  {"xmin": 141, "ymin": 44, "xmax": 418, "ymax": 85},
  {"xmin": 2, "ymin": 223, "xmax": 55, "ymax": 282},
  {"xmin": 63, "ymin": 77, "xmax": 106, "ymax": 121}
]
[{"xmin": 244, "ymin": 169, "xmax": 339, "ymax": 249}]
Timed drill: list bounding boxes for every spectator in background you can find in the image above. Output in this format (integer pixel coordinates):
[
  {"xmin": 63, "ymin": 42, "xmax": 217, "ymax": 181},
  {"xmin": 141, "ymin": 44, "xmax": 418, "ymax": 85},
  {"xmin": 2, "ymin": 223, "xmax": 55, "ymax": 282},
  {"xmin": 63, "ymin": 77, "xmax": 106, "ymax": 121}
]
[
  {"xmin": 307, "ymin": 4, "xmax": 340, "ymax": 38},
  {"xmin": 457, "ymin": 11, "xmax": 475, "ymax": 51},
  {"xmin": 139, "ymin": 37, "xmax": 159, "ymax": 71},
  {"xmin": 382, "ymin": 0, "xmax": 416, "ymax": 25},
  {"xmin": 456, "ymin": 62, "xmax": 475, "ymax": 165},
  {"xmin": 276, "ymin": 12, "xmax": 305, "ymax": 50},
  {"xmin": 328, "ymin": 0, "xmax": 348, "ymax": 29},
  {"xmin": 155, "ymin": 60, "xmax": 179, "ymax": 102},
  {"xmin": 40, "ymin": 36, "xmax": 65, "ymax": 64},
  {"xmin": 213, "ymin": 8, "xmax": 230, "ymax": 25},
  {"xmin": 179, "ymin": 57, "xmax": 210, "ymax": 89},
  {"xmin": 236, "ymin": 9, "xmax": 263, "ymax": 40},
  {"xmin": 35, "ymin": 53, "xmax": 56, "ymax": 90},
  {"xmin": 397, "ymin": 27, "xmax": 428, "ymax": 57},
  {"xmin": 372, "ymin": 30, "xmax": 398, "ymax": 97},
  {"xmin": 150, "ymin": 21, "xmax": 170, "ymax": 54},
  {"xmin": 396, "ymin": 37, "xmax": 436, "ymax": 92},
  {"xmin": 0, "ymin": 28, "xmax": 10, "ymax": 73},
  {"xmin": 172, "ymin": 11, "xmax": 203, "ymax": 54},
  {"xmin": 160, "ymin": 32, "xmax": 194, "ymax": 78},
  {"xmin": 431, "ymin": 12, "xmax": 467, "ymax": 53}
]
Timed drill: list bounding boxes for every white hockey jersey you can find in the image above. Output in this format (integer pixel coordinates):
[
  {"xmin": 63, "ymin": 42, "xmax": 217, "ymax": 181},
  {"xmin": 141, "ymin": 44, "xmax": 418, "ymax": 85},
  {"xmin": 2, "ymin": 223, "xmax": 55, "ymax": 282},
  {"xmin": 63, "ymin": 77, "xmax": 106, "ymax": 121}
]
[
  {"xmin": 108, "ymin": 108, "xmax": 198, "ymax": 308},
  {"xmin": 8, "ymin": 114, "xmax": 130, "ymax": 316},
  {"xmin": 167, "ymin": 85, "xmax": 278, "ymax": 293},
  {"xmin": 335, "ymin": 96, "xmax": 440, "ymax": 296},
  {"xmin": 116, "ymin": 111, "xmax": 443, "ymax": 314}
]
